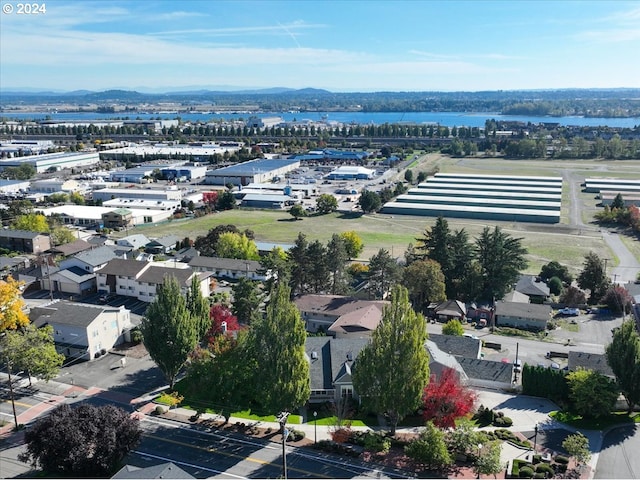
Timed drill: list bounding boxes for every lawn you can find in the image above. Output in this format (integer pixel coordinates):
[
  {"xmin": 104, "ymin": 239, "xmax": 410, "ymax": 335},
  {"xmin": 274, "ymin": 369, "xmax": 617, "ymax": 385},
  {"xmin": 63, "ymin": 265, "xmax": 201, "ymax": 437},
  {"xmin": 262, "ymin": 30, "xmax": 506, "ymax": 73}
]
[{"xmin": 549, "ymin": 410, "xmax": 639, "ymax": 430}]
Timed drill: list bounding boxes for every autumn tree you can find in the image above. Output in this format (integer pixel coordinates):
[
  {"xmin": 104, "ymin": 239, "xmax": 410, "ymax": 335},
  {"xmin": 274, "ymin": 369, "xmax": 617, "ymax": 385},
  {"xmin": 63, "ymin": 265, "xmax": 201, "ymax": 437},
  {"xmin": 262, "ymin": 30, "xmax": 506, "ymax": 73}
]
[
  {"xmin": 243, "ymin": 281, "xmax": 310, "ymax": 414},
  {"xmin": 352, "ymin": 286, "xmax": 430, "ymax": 435},
  {"xmin": 194, "ymin": 225, "xmax": 254, "ymax": 257},
  {"xmin": 0, "ymin": 276, "xmax": 29, "ymax": 332},
  {"xmin": 19, "ymin": 404, "xmax": 141, "ymax": 477},
  {"xmin": 422, "ymin": 367, "xmax": 477, "ymax": 428},
  {"xmin": 206, "ymin": 304, "xmax": 241, "ymax": 344},
  {"xmin": 140, "ymin": 276, "xmax": 199, "ymax": 389},
  {"xmin": 11, "ymin": 213, "xmax": 49, "ymax": 232},
  {"xmin": 215, "ymin": 232, "xmax": 260, "ymax": 260},
  {"xmin": 559, "ymin": 285, "xmax": 588, "ymax": 306},
  {"xmin": 339, "ymin": 230, "xmax": 364, "ymax": 259},
  {"xmin": 442, "ymin": 319, "xmax": 465, "ymax": 336},
  {"xmin": 600, "ymin": 284, "xmax": 633, "ymax": 314},
  {"xmin": 606, "ymin": 320, "xmax": 640, "ymax": 412}
]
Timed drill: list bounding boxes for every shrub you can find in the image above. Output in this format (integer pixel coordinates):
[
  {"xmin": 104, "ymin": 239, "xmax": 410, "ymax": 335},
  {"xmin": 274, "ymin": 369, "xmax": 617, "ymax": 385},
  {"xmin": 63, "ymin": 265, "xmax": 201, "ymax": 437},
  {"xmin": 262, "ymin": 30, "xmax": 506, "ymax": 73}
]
[
  {"xmin": 554, "ymin": 455, "xmax": 569, "ymax": 464},
  {"xmin": 155, "ymin": 391, "xmax": 183, "ymax": 407},
  {"xmin": 535, "ymin": 463, "xmax": 555, "ymax": 477},
  {"xmin": 363, "ymin": 432, "xmax": 391, "ymax": 453},
  {"xmin": 288, "ymin": 429, "xmax": 305, "ymax": 442},
  {"xmin": 556, "ymin": 464, "xmax": 567, "ymax": 473},
  {"xmin": 519, "ymin": 466, "xmax": 534, "ymax": 478},
  {"xmin": 532, "ymin": 454, "xmax": 542, "ymax": 464},
  {"xmin": 130, "ymin": 327, "xmax": 143, "ymax": 344},
  {"xmin": 501, "ymin": 417, "xmax": 513, "ymax": 427},
  {"xmin": 534, "ymin": 473, "xmax": 546, "ymax": 479}
]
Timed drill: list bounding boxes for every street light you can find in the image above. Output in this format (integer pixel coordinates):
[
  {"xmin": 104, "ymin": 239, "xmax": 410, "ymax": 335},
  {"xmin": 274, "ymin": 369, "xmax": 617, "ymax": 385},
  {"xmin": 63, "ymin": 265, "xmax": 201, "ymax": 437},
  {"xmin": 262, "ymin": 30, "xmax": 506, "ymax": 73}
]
[
  {"xmin": 313, "ymin": 411, "xmax": 317, "ymax": 444},
  {"xmin": 277, "ymin": 411, "xmax": 290, "ymax": 480},
  {"xmin": 476, "ymin": 443, "xmax": 483, "ymax": 479},
  {"xmin": 533, "ymin": 423, "xmax": 539, "ymax": 452}
]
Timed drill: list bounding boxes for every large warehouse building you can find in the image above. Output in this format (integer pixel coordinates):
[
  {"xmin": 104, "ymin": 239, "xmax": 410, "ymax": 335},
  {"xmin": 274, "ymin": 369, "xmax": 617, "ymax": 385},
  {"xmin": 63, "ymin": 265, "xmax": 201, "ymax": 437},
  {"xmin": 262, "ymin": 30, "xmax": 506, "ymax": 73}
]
[
  {"xmin": 0, "ymin": 151, "xmax": 100, "ymax": 173},
  {"xmin": 382, "ymin": 173, "xmax": 562, "ymax": 224},
  {"xmin": 203, "ymin": 158, "xmax": 300, "ymax": 186}
]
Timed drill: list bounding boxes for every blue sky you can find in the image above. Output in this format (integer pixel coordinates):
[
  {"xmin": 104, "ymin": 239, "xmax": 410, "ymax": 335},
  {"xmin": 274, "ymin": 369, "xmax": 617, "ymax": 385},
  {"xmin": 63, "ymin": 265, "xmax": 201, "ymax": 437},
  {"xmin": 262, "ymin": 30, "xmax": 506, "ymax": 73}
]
[{"xmin": 1, "ymin": 0, "xmax": 639, "ymax": 92}]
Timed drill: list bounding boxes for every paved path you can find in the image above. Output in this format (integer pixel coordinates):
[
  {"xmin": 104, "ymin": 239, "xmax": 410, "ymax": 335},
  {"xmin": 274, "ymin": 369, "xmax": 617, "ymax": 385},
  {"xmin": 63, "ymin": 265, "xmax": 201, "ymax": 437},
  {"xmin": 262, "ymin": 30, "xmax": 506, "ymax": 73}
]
[{"xmin": 601, "ymin": 230, "xmax": 640, "ymax": 283}]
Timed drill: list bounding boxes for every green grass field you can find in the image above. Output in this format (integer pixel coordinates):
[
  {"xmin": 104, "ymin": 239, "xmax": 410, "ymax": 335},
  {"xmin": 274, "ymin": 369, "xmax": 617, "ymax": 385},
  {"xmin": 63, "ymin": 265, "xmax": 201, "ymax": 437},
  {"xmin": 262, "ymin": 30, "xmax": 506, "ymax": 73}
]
[{"xmin": 118, "ymin": 155, "xmax": 640, "ymax": 271}]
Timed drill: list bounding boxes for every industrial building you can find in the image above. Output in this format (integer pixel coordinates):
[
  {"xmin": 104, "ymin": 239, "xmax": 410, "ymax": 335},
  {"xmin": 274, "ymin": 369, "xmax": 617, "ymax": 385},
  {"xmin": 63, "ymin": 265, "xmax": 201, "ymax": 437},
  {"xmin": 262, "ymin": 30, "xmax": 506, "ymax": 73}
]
[
  {"xmin": 102, "ymin": 198, "xmax": 181, "ymax": 211},
  {"xmin": 160, "ymin": 165, "xmax": 208, "ymax": 181},
  {"xmin": 326, "ymin": 166, "xmax": 375, "ymax": 180},
  {"xmin": 382, "ymin": 173, "xmax": 562, "ymax": 224},
  {"xmin": 584, "ymin": 177, "xmax": 640, "ymax": 194},
  {"xmin": 91, "ymin": 187, "xmax": 182, "ymax": 202},
  {"xmin": 0, "ymin": 140, "xmax": 55, "ymax": 156},
  {"xmin": 39, "ymin": 205, "xmax": 174, "ymax": 228},
  {"xmin": 600, "ymin": 191, "xmax": 640, "ymax": 207},
  {"xmin": 240, "ymin": 193, "xmax": 297, "ymax": 209},
  {"xmin": 0, "ymin": 151, "xmax": 100, "ymax": 173},
  {"xmin": 203, "ymin": 158, "xmax": 300, "ymax": 186},
  {"xmin": 99, "ymin": 142, "xmax": 241, "ymax": 163}
]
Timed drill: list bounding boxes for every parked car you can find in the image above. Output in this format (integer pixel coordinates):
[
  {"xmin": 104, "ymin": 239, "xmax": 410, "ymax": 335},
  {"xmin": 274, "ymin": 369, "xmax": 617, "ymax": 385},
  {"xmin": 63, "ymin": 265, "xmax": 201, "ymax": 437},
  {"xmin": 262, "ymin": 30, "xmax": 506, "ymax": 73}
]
[
  {"xmin": 557, "ymin": 307, "xmax": 580, "ymax": 316},
  {"xmin": 98, "ymin": 293, "xmax": 115, "ymax": 304}
]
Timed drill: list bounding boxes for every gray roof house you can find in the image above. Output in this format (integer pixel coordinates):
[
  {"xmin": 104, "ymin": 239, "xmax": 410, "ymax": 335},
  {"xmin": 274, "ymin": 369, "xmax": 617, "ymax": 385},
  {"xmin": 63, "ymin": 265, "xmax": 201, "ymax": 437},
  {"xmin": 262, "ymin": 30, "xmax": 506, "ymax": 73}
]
[
  {"xmin": 188, "ymin": 256, "xmax": 265, "ymax": 281},
  {"xmin": 494, "ymin": 300, "xmax": 551, "ymax": 331},
  {"xmin": 425, "ymin": 340, "xmax": 469, "ymax": 384},
  {"xmin": 112, "ymin": 462, "xmax": 194, "ymax": 479},
  {"xmin": 59, "ymin": 245, "xmax": 117, "ymax": 273},
  {"xmin": 0, "ymin": 229, "xmax": 51, "ymax": 254},
  {"xmin": 502, "ymin": 290, "xmax": 530, "ymax": 303},
  {"xmin": 306, "ymin": 336, "xmax": 369, "ymax": 403},
  {"xmin": 31, "ymin": 300, "xmax": 131, "ymax": 361},
  {"xmin": 115, "ymin": 234, "xmax": 150, "ymax": 250},
  {"xmin": 434, "ymin": 299, "xmax": 467, "ymax": 321},
  {"xmin": 515, "ymin": 274, "xmax": 550, "ymax": 303},
  {"xmin": 145, "ymin": 235, "xmax": 180, "ymax": 254},
  {"xmin": 457, "ymin": 357, "xmax": 515, "ymax": 390},
  {"xmin": 568, "ymin": 351, "xmax": 615, "ymax": 378},
  {"xmin": 428, "ymin": 333, "xmax": 482, "ymax": 359},
  {"xmin": 41, "ymin": 266, "xmax": 96, "ymax": 296},
  {"xmin": 49, "ymin": 239, "xmax": 94, "ymax": 257}
]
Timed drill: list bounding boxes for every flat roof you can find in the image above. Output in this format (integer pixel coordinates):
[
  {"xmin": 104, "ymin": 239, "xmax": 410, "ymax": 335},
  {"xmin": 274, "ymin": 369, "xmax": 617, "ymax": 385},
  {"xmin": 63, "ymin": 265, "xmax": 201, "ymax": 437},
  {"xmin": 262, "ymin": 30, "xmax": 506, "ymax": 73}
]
[
  {"xmin": 207, "ymin": 158, "xmax": 299, "ymax": 176},
  {"xmin": 408, "ymin": 188, "xmax": 561, "ymax": 200},
  {"xmin": 585, "ymin": 177, "xmax": 640, "ymax": 185},
  {"xmin": 426, "ymin": 178, "xmax": 563, "ymax": 188},
  {"xmin": 435, "ymin": 173, "xmax": 563, "ymax": 182},
  {"xmin": 382, "ymin": 201, "xmax": 560, "ymax": 222},
  {"xmin": 395, "ymin": 195, "xmax": 561, "ymax": 209},
  {"xmin": 416, "ymin": 182, "xmax": 561, "ymax": 193}
]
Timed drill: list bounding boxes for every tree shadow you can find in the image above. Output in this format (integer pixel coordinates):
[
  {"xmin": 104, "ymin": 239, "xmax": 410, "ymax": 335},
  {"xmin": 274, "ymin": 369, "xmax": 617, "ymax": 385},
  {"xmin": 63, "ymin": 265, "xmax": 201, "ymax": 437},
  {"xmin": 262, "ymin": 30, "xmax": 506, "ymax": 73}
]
[{"xmin": 337, "ymin": 211, "xmax": 363, "ymax": 220}]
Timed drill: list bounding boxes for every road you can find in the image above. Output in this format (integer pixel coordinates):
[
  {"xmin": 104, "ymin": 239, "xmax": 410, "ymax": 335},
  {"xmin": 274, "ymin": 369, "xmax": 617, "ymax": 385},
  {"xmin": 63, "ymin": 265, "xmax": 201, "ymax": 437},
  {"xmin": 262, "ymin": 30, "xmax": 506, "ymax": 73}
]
[
  {"xmin": 595, "ymin": 424, "xmax": 640, "ymax": 479},
  {"xmin": 602, "ymin": 230, "xmax": 640, "ymax": 283}
]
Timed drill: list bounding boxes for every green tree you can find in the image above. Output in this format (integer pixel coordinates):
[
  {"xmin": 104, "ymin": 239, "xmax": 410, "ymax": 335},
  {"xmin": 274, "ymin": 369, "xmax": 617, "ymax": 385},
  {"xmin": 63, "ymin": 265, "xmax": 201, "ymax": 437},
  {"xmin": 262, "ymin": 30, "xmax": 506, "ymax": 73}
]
[
  {"xmin": 215, "ymin": 232, "xmax": 260, "ymax": 260},
  {"xmin": 442, "ymin": 319, "xmax": 464, "ymax": 336},
  {"xmin": 289, "ymin": 204, "xmax": 307, "ymax": 220},
  {"xmin": 566, "ymin": 368, "xmax": 618, "ymax": 418},
  {"xmin": 404, "ymin": 169, "xmax": 414, "ymax": 184},
  {"xmin": 216, "ymin": 191, "xmax": 236, "ymax": 210},
  {"xmin": 50, "ymin": 226, "xmax": 76, "ymax": 246},
  {"xmin": 315, "ymin": 193, "xmax": 338, "ymax": 214},
  {"xmin": 339, "ymin": 231, "xmax": 364, "ymax": 259},
  {"xmin": 562, "ymin": 432, "xmax": 591, "ymax": 466},
  {"xmin": 474, "ymin": 441, "xmax": 503, "ymax": 478},
  {"xmin": 140, "ymin": 276, "xmax": 200, "ymax": 389},
  {"xmin": 307, "ymin": 240, "xmax": 330, "ymax": 293},
  {"xmin": 243, "ymin": 281, "xmax": 310, "ymax": 413},
  {"xmin": 69, "ymin": 191, "xmax": 85, "ymax": 205},
  {"xmin": 3, "ymin": 163, "xmax": 35, "ymax": 180},
  {"xmin": 352, "ymin": 286, "xmax": 430, "ymax": 435},
  {"xmin": 540, "ymin": 260, "xmax": 574, "ymax": 285},
  {"xmin": 231, "ymin": 277, "xmax": 263, "ymax": 325},
  {"xmin": 288, "ymin": 233, "xmax": 310, "ymax": 296},
  {"xmin": 47, "ymin": 193, "xmax": 68, "ymax": 204},
  {"xmin": 194, "ymin": 225, "xmax": 253, "ymax": 257},
  {"xmin": 186, "ymin": 275, "xmax": 211, "ymax": 339},
  {"xmin": 259, "ymin": 246, "xmax": 291, "ymax": 292},
  {"xmin": 577, "ymin": 252, "xmax": 611, "ymax": 304},
  {"xmin": 11, "ymin": 213, "xmax": 49, "ymax": 232},
  {"xmin": 18, "ymin": 404, "xmax": 141, "ymax": 477},
  {"xmin": 326, "ymin": 234, "xmax": 351, "ymax": 295},
  {"xmin": 0, "ymin": 324, "xmax": 64, "ymax": 386},
  {"xmin": 548, "ymin": 276, "xmax": 563, "ymax": 296},
  {"xmin": 605, "ymin": 320, "xmax": 640, "ymax": 412},
  {"xmin": 416, "ymin": 171, "xmax": 427, "ymax": 183},
  {"xmin": 402, "ymin": 259, "xmax": 446, "ymax": 312},
  {"xmin": 367, "ymin": 248, "xmax": 402, "ymax": 299},
  {"xmin": 358, "ymin": 190, "xmax": 381, "ymax": 213},
  {"xmin": 475, "ymin": 226, "xmax": 528, "ymax": 300},
  {"xmin": 404, "ymin": 421, "xmax": 452, "ymax": 470}
]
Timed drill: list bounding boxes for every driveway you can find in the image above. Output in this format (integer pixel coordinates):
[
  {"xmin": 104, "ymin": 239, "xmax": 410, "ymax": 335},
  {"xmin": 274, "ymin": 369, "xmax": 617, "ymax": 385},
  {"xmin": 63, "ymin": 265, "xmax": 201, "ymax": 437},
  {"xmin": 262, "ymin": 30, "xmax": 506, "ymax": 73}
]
[{"xmin": 601, "ymin": 230, "xmax": 640, "ymax": 283}]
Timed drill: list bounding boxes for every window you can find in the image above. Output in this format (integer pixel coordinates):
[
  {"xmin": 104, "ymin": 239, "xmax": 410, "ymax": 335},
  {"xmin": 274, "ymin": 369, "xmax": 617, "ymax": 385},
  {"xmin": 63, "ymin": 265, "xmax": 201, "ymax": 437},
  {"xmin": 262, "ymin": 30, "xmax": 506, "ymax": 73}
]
[{"xmin": 341, "ymin": 387, "xmax": 353, "ymax": 398}]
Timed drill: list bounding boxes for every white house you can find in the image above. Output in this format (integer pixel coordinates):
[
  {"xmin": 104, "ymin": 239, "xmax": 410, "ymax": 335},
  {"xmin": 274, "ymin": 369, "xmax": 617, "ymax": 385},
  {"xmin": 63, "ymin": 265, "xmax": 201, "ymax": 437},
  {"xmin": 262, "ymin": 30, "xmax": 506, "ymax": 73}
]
[{"xmin": 31, "ymin": 300, "xmax": 131, "ymax": 361}]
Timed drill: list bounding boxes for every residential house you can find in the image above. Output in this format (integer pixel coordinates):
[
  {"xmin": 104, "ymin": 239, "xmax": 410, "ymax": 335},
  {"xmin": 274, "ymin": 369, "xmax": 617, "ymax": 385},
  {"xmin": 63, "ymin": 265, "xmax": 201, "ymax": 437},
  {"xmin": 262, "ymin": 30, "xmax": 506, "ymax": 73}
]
[
  {"xmin": 115, "ymin": 234, "xmax": 150, "ymax": 250},
  {"xmin": 59, "ymin": 245, "xmax": 117, "ymax": 273},
  {"xmin": 306, "ymin": 336, "xmax": 369, "ymax": 404},
  {"xmin": 514, "ymin": 274, "xmax": 550, "ymax": 304},
  {"xmin": 494, "ymin": 300, "xmax": 551, "ymax": 331},
  {"xmin": 188, "ymin": 256, "xmax": 265, "ymax": 281},
  {"xmin": 30, "ymin": 300, "xmax": 131, "ymax": 361},
  {"xmin": 49, "ymin": 239, "xmax": 94, "ymax": 257},
  {"xmin": 41, "ymin": 266, "xmax": 96, "ymax": 296},
  {"xmin": 294, "ymin": 294, "xmax": 388, "ymax": 334},
  {"xmin": 327, "ymin": 304, "xmax": 383, "ymax": 339},
  {"xmin": 425, "ymin": 340, "xmax": 469, "ymax": 383},
  {"xmin": 502, "ymin": 290, "xmax": 530, "ymax": 303},
  {"xmin": 466, "ymin": 303, "xmax": 494, "ymax": 324},
  {"xmin": 624, "ymin": 281, "xmax": 640, "ymax": 332},
  {"xmin": 433, "ymin": 299, "xmax": 467, "ymax": 322},
  {"xmin": 96, "ymin": 258, "xmax": 210, "ymax": 301},
  {"xmin": 568, "ymin": 351, "xmax": 615, "ymax": 378},
  {"xmin": 0, "ymin": 230, "xmax": 51, "ymax": 254},
  {"xmin": 145, "ymin": 235, "xmax": 180, "ymax": 254},
  {"xmin": 428, "ymin": 333, "xmax": 482, "ymax": 359},
  {"xmin": 457, "ymin": 357, "xmax": 514, "ymax": 390}
]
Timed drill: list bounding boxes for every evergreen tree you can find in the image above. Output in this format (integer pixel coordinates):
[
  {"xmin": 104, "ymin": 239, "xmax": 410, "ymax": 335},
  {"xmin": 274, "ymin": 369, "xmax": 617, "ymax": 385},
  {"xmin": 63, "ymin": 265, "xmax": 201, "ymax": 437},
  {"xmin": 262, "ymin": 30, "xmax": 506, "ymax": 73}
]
[
  {"xmin": 402, "ymin": 259, "xmax": 446, "ymax": 312},
  {"xmin": 288, "ymin": 233, "xmax": 310, "ymax": 296},
  {"xmin": 326, "ymin": 234, "xmax": 351, "ymax": 295},
  {"xmin": 577, "ymin": 252, "xmax": 611, "ymax": 304},
  {"xmin": 475, "ymin": 226, "xmax": 528, "ymax": 300},
  {"xmin": 307, "ymin": 240, "xmax": 330, "ymax": 293},
  {"xmin": 141, "ymin": 276, "xmax": 199, "ymax": 389},
  {"xmin": 352, "ymin": 286, "xmax": 430, "ymax": 435},
  {"xmin": 186, "ymin": 275, "xmax": 211, "ymax": 339},
  {"xmin": 367, "ymin": 248, "xmax": 402, "ymax": 299},
  {"xmin": 231, "ymin": 277, "xmax": 262, "ymax": 325},
  {"xmin": 243, "ymin": 281, "xmax": 310, "ymax": 414}
]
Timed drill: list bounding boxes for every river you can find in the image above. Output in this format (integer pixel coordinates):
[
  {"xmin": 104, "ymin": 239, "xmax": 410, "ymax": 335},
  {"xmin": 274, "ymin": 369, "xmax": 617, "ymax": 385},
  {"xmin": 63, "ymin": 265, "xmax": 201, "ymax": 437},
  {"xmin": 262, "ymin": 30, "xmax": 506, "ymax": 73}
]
[{"xmin": 1, "ymin": 111, "xmax": 639, "ymax": 129}]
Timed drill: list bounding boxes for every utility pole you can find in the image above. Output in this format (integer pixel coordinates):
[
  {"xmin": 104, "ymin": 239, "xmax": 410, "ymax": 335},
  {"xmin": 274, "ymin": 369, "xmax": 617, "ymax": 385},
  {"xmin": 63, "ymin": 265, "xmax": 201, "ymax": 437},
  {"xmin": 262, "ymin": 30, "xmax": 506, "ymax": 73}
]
[
  {"xmin": 513, "ymin": 342, "xmax": 520, "ymax": 384},
  {"xmin": 6, "ymin": 361, "xmax": 19, "ymax": 430},
  {"xmin": 277, "ymin": 411, "xmax": 290, "ymax": 480}
]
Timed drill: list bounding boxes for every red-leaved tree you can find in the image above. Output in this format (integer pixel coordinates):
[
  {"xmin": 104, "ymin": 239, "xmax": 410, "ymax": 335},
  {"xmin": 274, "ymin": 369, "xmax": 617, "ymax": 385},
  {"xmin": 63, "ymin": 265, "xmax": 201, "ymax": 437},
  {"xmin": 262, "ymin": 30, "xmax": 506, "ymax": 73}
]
[
  {"xmin": 422, "ymin": 367, "xmax": 477, "ymax": 428},
  {"xmin": 205, "ymin": 304, "xmax": 241, "ymax": 346}
]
